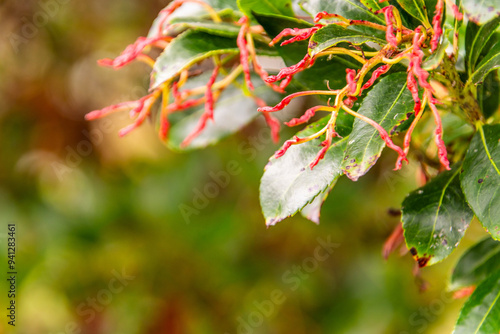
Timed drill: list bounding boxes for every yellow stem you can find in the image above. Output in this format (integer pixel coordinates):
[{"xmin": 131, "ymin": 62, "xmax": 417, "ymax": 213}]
[
  {"xmin": 136, "ymin": 54, "xmax": 156, "ymax": 68},
  {"xmin": 317, "ymin": 48, "xmax": 368, "ymax": 64}
]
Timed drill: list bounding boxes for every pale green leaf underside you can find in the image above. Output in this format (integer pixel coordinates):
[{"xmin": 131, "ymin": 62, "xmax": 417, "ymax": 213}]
[
  {"xmin": 462, "ymin": 0, "xmax": 500, "ymax": 25},
  {"xmin": 260, "ymin": 116, "xmax": 346, "ymax": 226}
]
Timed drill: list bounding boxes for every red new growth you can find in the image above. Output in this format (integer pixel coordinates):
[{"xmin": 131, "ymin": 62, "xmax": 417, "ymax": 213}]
[
  {"xmin": 376, "ymin": 6, "xmax": 398, "ymax": 47},
  {"xmin": 98, "ymin": 36, "xmax": 165, "ymax": 69},
  {"xmin": 265, "ymin": 54, "xmax": 315, "ymax": 84},
  {"xmin": 263, "ymin": 112, "xmax": 281, "ymax": 143},
  {"xmin": 159, "ymin": 113, "xmax": 170, "ymax": 140},
  {"xmin": 285, "ymin": 106, "xmax": 321, "ymax": 127},
  {"xmin": 270, "ymin": 25, "xmax": 323, "ymax": 47},
  {"xmin": 314, "ymin": 12, "xmax": 348, "ymax": 23},
  {"xmin": 431, "ymin": 0, "xmax": 444, "ymax": 52},
  {"xmin": 427, "ymin": 92, "xmax": 450, "ymax": 170},
  {"xmin": 361, "ymin": 64, "xmax": 390, "ymax": 92},
  {"xmin": 310, "ymin": 137, "xmax": 332, "ymax": 169},
  {"xmin": 237, "ymin": 16, "xmax": 254, "ymax": 91},
  {"xmin": 258, "ymin": 90, "xmax": 335, "ymax": 113},
  {"xmin": 346, "ymin": 69, "xmax": 357, "ymax": 95},
  {"xmin": 118, "ymin": 92, "xmax": 159, "ymax": 137},
  {"xmin": 274, "ymin": 136, "xmax": 300, "ymax": 158},
  {"xmin": 205, "ymin": 65, "xmax": 220, "ymax": 120},
  {"xmin": 406, "ymin": 69, "xmax": 421, "ymax": 113}
]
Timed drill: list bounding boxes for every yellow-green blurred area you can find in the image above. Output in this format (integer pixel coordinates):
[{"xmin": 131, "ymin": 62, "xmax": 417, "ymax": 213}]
[{"xmin": 0, "ymin": 1, "xmax": 489, "ymax": 333}]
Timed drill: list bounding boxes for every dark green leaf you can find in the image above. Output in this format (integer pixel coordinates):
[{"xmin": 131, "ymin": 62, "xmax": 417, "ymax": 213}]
[
  {"xmin": 462, "ymin": 1, "xmax": 500, "ymax": 25},
  {"xmin": 465, "ymin": 16, "xmax": 500, "ymax": 74},
  {"xmin": 461, "ymin": 124, "xmax": 500, "ymax": 240},
  {"xmin": 166, "ymin": 77, "xmax": 280, "ymax": 150},
  {"xmin": 453, "ymin": 269, "xmax": 500, "ymax": 334},
  {"xmin": 151, "ymin": 30, "xmax": 239, "ymax": 89},
  {"xmin": 396, "ymin": 0, "xmax": 430, "ymax": 26},
  {"xmin": 402, "ymin": 165, "xmax": 474, "ymax": 267},
  {"xmin": 237, "ymin": 0, "xmax": 294, "ymax": 17},
  {"xmin": 308, "ymin": 25, "xmax": 386, "ymax": 57},
  {"xmin": 260, "ymin": 116, "xmax": 348, "ymax": 226},
  {"xmin": 342, "ymin": 72, "xmax": 414, "ymax": 181},
  {"xmin": 450, "ymin": 237, "xmax": 500, "ymax": 290},
  {"xmin": 470, "ymin": 40, "xmax": 500, "ymax": 84},
  {"xmin": 478, "ymin": 70, "xmax": 500, "ymax": 119}
]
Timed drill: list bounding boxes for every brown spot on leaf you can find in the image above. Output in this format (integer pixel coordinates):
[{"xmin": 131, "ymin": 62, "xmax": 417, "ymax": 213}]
[
  {"xmin": 410, "ymin": 247, "xmax": 417, "ymax": 256},
  {"xmin": 308, "ymin": 41, "xmax": 318, "ymax": 49},
  {"xmin": 417, "ymin": 255, "xmax": 431, "ymax": 267},
  {"xmin": 387, "ymin": 208, "xmax": 401, "ymax": 216},
  {"xmin": 478, "ymin": 178, "xmax": 483, "ymax": 183}
]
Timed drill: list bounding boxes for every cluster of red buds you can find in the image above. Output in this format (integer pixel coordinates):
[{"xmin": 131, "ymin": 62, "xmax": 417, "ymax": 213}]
[
  {"xmin": 87, "ymin": 0, "xmax": 463, "ymax": 171},
  {"xmin": 86, "ymin": 0, "xmax": 283, "ymax": 147},
  {"xmin": 257, "ymin": 1, "xmax": 463, "ymax": 171}
]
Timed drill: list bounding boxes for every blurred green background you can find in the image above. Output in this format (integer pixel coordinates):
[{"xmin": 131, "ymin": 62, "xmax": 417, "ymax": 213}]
[{"xmin": 0, "ymin": 1, "xmax": 489, "ymax": 333}]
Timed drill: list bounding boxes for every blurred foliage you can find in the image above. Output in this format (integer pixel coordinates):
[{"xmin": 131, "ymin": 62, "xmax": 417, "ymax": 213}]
[{"xmin": 0, "ymin": 1, "xmax": 490, "ymax": 333}]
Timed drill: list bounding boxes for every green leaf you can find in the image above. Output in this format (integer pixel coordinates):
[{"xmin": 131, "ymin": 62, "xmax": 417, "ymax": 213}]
[
  {"xmin": 299, "ymin": 182, "xmax": 335, "ymax": 224},
  {"xmin": 470, "ymin": 40, "xmax": 500, "ymax": 84},
  {"xmin": 460, "ymin": 124, "xmax": 500, "ymax": 240},
  {"xmin": 450, "ymin": 237, "xmax": 500, "ymax": 290},
  {"xmin": 453, "ymin": 269, "xmax": 500, "ymax": 334},
  {"xmin": 237, "ymin": 0, "xmax": 294, "ymax": 17},
  {"xmin": 478, "ymin": 70, "xmax": 500, "ymax": 119},
  {"xmin": 402, "ymin": 165, "xmax": 474, "ymax": 267},
  {"xmin": 308, "ymin": 25, "xmax": 386, "ymax": 57},
  {"xmin": 341, "ymin": 72, "xmax": 414, "ymax": 181},
  {"xmin": 462, "ymin": 0, "xmax": 500, "ymax": 25},
  {"xmin": 300, "ymin": 0, "xmax": 386, "ymax": 34},
  {"xmin": 166, "ymin": 77, "xmax": 280, "ymax": 150},
  {"xmin": 205, "ymin": 0, "xmax": 240, "ymax": 11},
  {"xmin": 151, "ymin": 30, "xmax": 239, "ymax": 90},
  {"xmin": 360, "ymin": 0, "xmax": 382, "ymax": 12},
  {"xmin": 260, "ymin": 116, "xmax": 349, "ymax": 226},
  {"xmin": 465, "ymin": 15, "xmax": 500, "ymax": 74},
  {"xmin": 396, "ymin": 0, "xmax": 430, "ymax": 26}
]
